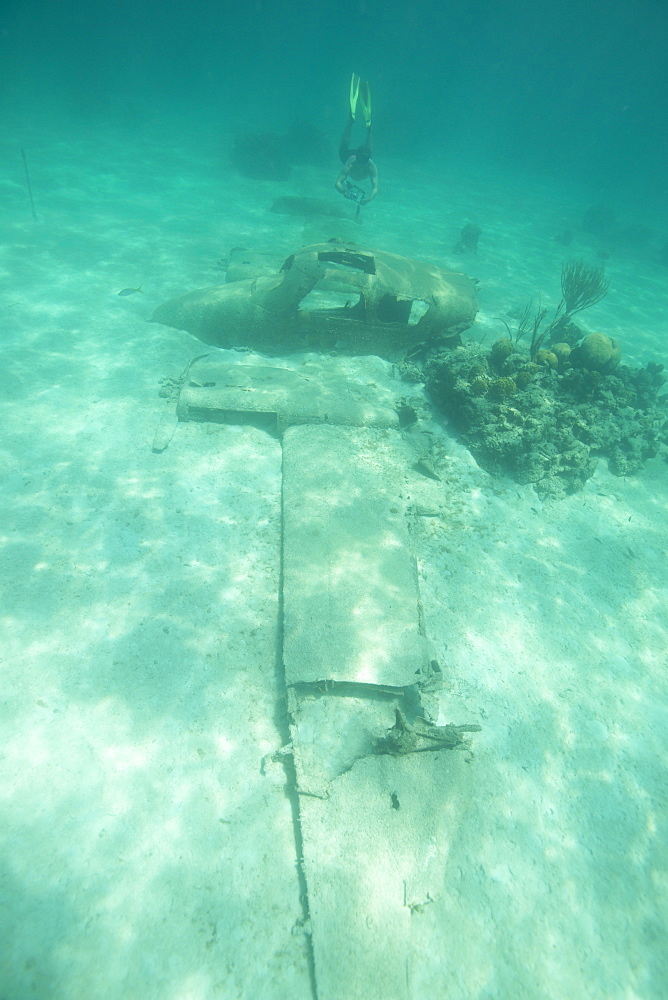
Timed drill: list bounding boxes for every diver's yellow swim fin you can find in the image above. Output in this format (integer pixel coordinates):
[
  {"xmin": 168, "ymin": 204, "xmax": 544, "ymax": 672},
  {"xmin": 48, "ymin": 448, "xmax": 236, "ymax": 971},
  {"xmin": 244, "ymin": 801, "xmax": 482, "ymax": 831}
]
[
  {"xmin": 359, "ymin": 80, "xmax": 372, "ymax": 127},
  {"xmin": 349, "ymin": 72, "xmax": 360, "ymax": 119}
]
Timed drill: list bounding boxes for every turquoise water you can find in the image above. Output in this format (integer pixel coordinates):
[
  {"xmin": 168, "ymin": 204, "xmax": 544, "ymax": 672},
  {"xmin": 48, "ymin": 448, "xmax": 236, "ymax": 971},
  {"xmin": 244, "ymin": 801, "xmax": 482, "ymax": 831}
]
[{"xmin": 1, "ymin": 2, "xmax": 667, "ymax": 998}]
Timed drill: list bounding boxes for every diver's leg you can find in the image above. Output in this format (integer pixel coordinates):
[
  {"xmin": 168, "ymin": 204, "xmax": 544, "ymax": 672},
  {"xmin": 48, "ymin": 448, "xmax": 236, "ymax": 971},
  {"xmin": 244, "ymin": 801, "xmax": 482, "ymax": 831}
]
[
  {"xmin": 364, "ymin": 125, "xmax": 373, "ymax": 154},
  {"xmin": 339, "ymin": 118, "xmax": 354, "ymax": 163},
  {"xmin": 359, "ymin": 80, "xmax": 372, "ymax": 127}
]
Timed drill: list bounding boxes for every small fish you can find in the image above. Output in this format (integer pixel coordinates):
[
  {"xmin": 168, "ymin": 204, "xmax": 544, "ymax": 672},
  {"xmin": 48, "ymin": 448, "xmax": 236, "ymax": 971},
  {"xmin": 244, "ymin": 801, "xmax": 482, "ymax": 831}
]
[{"xmin": 118, "ymin": 284, "xmax": 143, "ymax": 296}]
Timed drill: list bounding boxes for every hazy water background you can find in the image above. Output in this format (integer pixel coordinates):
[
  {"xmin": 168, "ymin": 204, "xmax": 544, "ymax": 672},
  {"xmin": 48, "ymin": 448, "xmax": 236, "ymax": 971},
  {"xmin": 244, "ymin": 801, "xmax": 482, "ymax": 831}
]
[{"xmin": 3, "ymin": 0, "xmax": 668, "ymax": 216}]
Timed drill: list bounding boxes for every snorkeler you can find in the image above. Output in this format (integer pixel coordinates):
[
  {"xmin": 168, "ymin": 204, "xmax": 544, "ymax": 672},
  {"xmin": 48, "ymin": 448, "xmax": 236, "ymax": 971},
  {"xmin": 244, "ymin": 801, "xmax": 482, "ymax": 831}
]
[{"xmin": 335, "ymin": 73, "xmax": 378, "ymax": 212}]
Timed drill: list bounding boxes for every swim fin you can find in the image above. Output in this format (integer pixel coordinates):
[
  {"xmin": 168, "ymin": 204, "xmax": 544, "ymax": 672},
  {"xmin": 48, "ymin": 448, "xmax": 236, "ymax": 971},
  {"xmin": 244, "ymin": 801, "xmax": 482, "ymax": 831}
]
[
  {"xmin": 359, "ymin": 80, "xmax": 372, "ymax": 127},
  {"xmin": 349, "ymin": 72, "xmax": 361, "ymax": 119}
]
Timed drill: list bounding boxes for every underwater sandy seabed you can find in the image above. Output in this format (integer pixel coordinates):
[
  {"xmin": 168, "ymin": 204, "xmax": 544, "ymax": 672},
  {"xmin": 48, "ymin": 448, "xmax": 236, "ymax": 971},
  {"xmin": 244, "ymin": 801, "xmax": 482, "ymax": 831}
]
[{"xmin": 1, "ymin": 118, "xmax": 667, "ymax": 1000}]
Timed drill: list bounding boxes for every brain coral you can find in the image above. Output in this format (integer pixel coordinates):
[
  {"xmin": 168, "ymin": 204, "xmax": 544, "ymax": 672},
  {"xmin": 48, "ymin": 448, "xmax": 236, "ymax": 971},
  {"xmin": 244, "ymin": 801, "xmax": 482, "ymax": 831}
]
[{"xmin": 571, "ymin": 332, "xmax": 621, "ymax": 373}]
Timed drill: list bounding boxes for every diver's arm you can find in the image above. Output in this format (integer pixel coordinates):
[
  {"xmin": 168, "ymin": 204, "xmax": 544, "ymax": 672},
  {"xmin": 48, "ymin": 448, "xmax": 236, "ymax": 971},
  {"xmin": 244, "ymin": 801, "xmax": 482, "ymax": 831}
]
[
  {"xmin": 335, "ymin": 156, "xmax": 354, "ymax": 194},
  {"xmin": 360, "ymin": 160, "xmax": 378, "ymax": 205}
]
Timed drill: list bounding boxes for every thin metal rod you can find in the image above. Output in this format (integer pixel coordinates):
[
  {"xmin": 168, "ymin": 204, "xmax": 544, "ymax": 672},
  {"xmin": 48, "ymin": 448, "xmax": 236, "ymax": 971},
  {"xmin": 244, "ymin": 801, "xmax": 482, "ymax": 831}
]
[{"xmin": 21, "ymin": 148, "xmax": 37, "ymax": 221}]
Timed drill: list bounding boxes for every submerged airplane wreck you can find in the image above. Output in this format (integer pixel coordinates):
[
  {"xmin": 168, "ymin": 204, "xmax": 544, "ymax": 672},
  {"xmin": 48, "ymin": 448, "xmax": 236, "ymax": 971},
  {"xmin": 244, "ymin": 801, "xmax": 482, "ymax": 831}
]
[{"xmin": 152, "ymin": 240, "xmax": 478, "ymax": 360}]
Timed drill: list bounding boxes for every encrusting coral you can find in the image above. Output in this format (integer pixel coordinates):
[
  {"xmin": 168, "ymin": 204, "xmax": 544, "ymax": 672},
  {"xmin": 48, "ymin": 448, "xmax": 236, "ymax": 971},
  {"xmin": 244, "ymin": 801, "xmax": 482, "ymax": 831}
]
[{"xmin": 423, "ymin": 339, "xmax": 667, "ymax": 498}]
